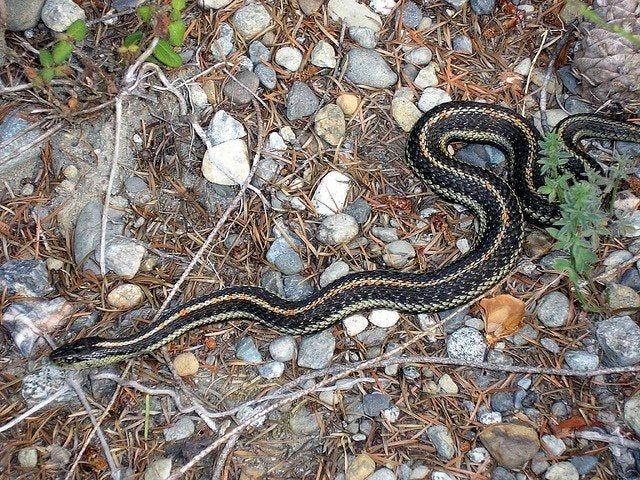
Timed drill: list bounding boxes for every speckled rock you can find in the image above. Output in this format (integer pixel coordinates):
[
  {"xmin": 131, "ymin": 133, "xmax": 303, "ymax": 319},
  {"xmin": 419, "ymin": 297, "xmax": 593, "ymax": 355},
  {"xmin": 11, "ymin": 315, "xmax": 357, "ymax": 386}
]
[{"xmin": 344, "ymin": 48, "xmax": 398, "ymax": 88}]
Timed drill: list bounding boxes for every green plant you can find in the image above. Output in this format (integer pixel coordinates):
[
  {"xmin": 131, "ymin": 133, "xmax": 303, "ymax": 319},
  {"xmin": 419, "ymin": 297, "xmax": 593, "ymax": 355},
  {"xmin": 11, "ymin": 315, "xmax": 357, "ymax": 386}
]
[
  {"xmin": 118, "ymin": 0, "xmax": 188, "ymax": 68},
  {"xmin": 31, "ymin": 19, "xmax": 87, "ymax": 85}
]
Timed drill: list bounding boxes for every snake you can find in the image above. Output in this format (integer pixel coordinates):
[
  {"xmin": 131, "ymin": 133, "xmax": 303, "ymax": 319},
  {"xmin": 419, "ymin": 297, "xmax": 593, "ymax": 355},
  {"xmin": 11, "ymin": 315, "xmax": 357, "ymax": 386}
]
[{"xmin": 50, "ymin": 102, "xmax": 640, "ymax": 369}]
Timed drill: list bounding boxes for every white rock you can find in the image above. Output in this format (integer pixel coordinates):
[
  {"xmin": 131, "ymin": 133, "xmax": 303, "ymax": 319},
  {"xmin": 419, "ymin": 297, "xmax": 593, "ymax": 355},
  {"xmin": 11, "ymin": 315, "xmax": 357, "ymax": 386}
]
[
  {"xmin": 198, "ymin": 0, "xmax": 233, "ymax": 9},
  {"xmin": 266, "ymin": 132, "xmax": 287, "ymax": 152},
  {"xmin": 369, "ymin": 309, "xmax": 400, "ymax": 328},
  {"xmin": 275, "ymin": 47, "xmax": 303, "ymax": 72},
  {"xmin": 370, "ymin": 0, "xmax": 397, "ymax": 15},
  {"xmin": 311, "ymin": 40, "xmax": 337, "ymax": 68},
  {"xmin": 343, "ymin": 314, "xmax": 369, "ymax": 336},
  {"xmin": 41, "ymin": 0, "xmax": 86, "ymax": 32},
  {"xmin": 202, "ymin": 139, "xmax": 250, "ymax": 185},
  {"xmin": 418, "ymin": 87, "xmax": 452, "ymax": 112},
  {"xmin": 108, "ymin": 283, "xmax": 145, "ymax": 309},
  {"xmin": 327, "ymin": 0, "xmax": 383, "ymax": 32},
  {"xmin": 312, "ymin": 171, "xmax": 352, "ymax": 215},
  {"xmin": 514, "ymin": 57, "xmax": 532, "ymax": 76},
  {"xmin": 207, "ymin": 110, "xmax": 246, "ymax": 145},
  {"xmin": 414, "ymin": 63, "xmax": 438, "ymax": 89},
  {"xmin": 391, "ymin": 98, "xmax": 422, "ymax": 132},
  {"xmin": 187, "ymin": 84, "xmax": 209, "ymax": 111}
]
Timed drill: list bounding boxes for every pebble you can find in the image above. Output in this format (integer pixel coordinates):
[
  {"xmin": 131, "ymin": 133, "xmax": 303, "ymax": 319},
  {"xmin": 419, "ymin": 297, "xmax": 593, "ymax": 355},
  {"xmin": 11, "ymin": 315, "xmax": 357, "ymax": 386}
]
[
  {"xmin": 468, "ymin": 447, "xmax": 489, "ymax": 463},
  {"xmin": 314, "ymin": 104, "xmax": 346, "ymax": 146},
  {"xmin": 398, "ymin": 1, "xmax": 422, "ymax": 28},
  {"xmin": 344, "ymin": 198, "xmax": 371, "ymax": 224},
  {"xmin": 336, "ymin": 94, "xmax": 360, "ymax": 116},
  {"xmin": 603, "ymin": 250, "xmax": 632, "ymax": 269},
  {"xmin": 368, "ymin": 309, "xmax": 400, "ymax": 328},
  {"xmin": 232, "ymin": 3, "xmax": 272, "ymax": 38},
  {"xmin": 446, "ymin": 327, "xmax": 487, "ymax": 362},
  {"xmin": 471, "ymin": 0, "xmax": 496, "ymax": 14},
  {"xmin": 414, "ymin": 63, "xmax": 438, "ymax": 89},
  {"xmin": 173, "ymin": 352, "xmax": 199, "ymax": 376},
  {"xmin": 6, "ymin": 0, "xmax": 44, "ymax": 30},
  {"xmin": 163, "ymin": 417, "xmax": 195, "ymax": 441},
  {"xmin": 445, "ymin": 0, "xmax": 467, "ymax": 8},
  {"xmin": 541, "ymin": 434, "xmax": 566, "ymax": 456},
  {"xmin": 41, "ymin": 0, "xmax": 86, "ymax": 32},
  {"xmin": 286, "ymin": 81, "xmax": 320, "ymax": 120},
  {"xmin": 320, "ymin": 260, "xmax": 350, "ymax": 287},
  {"xmin": 299, "ymin": 0, "xmax": 323, "ymax": 15},
  {"xmin": 107, "ymin": 283, "xmax": 144, "ymax": 309},
  {"xmin": 311, "ymin": 40, "xmax": 337, "ymax": 68},
  {"xmin": 514, "ymin": 58, "xmax": 532, "ymax": 76},
  {"xmin": 383, "ymin": 240, "xmax": 416, "ymax": 267},
  {"xmin": 490, "ymin": 468, "xmax": 516, "ymax": 480},
  {"xmin": 21, "ymin": 365, "xmax": 77, "ymax": 406},
  {"xmin": 289, "ymin": 405, "xmax": 321, "ymax": 434},
  {"xmin": 363, "ymin": 392, "xmax": 392, "ymax": 416},
  {"xmin": 605, "ymin": 283, "xmax": 640, "ymax": 313},
  {"xmin": 261, "ymin": 270, "xmax": 285, "ymax": 297},
  {"xmin": 530, "ymin": 68, "xmax": 562, "ymax": 94},
  {"xmin": 223, "ymin": 70, "xmax": 259, "ymax": 105},
  {"xmin": 17, "ymin": 447, "xmax": 38, "ymax": 467},
  {"xmin": 418, "ymin": 88, "xmax": 452, "ymax": 112},
  {"xmin": 346, "ymin": 453, "xmax": 376, "ymax": 480},
  {"xmin": 348, "ymin": 26, "xmax": 378, "ymax": 48},
  {"xmin": 317, "ymin": 214, "xmax": 359, "ymax": 245},
  {"xmin": 144, "ymin": 457, "xmax": 172, "ymax": 480},
  {"xmin": 405, "ymin": 47, "xmax": 433, "ymax": 66},
  {"xmin": 367, "ymin": 468, "xmax": 395, "ymax": 480},
  {"xmin": 544, "ymin": 462, "xmax": 579, "ymax": 480},
  {"xmin": 427, "ymin": 425, "xmax": 456, "ymax": 460},
  {"xmin": 269, "ymin": 335, "xmax": 296, "ymax": 362},
  {"xmin": 125, "ymin": 177, "xmax": 152, "ymax": 205},
  {"xmin": 570, "ymin": 455, "xmax": 598, "ymax": 475},
  {"xmin": 48, "ymin": 445, "xmax": 71, "ymax": 466},
  {"xmin": 344, "ymin": 48, "xmax": 398, "ymax": 88},
  {"xmin": 236, "ymin": 336, "xmax": 262, "ymax": 363},
  {"xmin": 343, "ymin": 314, "xmax": 369, "ymax": 336},
  {"xmin": 465, "ymin": 317, "xmax": 484, "ymax": 331},
  {"xmin": 452, "ymin": 34, "xmax": 473, "ymax": 54},
  {"xmin": 202, "ymin": 139, "xmax": 250, "ymax": 185},
  {"xmin": 564, "ymin": 96, "xmax": 592, "ymax": 114},
  {"xmin": 199, "ymin": 0, "xmax": 234, "ymax": 9},
  {"xmin": 456, "ymin": 239, "xmax": 470, "ymax": 254},
  {"xmin": 431, "ymin": 473, "xmax": 454, "ymax": 480},
  {"xmin": 266, "ymin": 237, "xmax": 304, "ymax": 275},
  {"xmin": 248, "ymin": 40, "xmax": 270, "ymax": 64},
  {"xmin": 371, "ymin": 227, "xmax": 399, "ymax": 242},
  {"xmin": 479, "ymin": 423, "xmax": 540, "ymax": 469},
  {"xmin": 478, "ymin": 411, "xmax": 502, "ymax": 425},
  {"xmin": 255, "ymin": 64, "xmax": 277, "ymax": 89},
  {"xmin": 624, "ymin": 393, "xmax": 640, "ymax": 436},
  {"xmin": 297, "ymin": 330, "xmax": 335, "ymax": 369},
  {"xmin": 328, "ymin": 0, "xmax": 382, "ymax": 32},
  {"xmin": 491, "ymin": 392, "xmax": 514, "ymax": 413},
  {"xmin": 0, "ymin": 259, "xmax": 53, "ymax": 297},
  {"xmin": 564, "ymin": 350, "xmax": 599, "ymax": 371},
  {"xmin": 438, "ymin": 374, "xmax": 459, "ymax": 394},
  {"xmin": 104, "ymin": 236, "xmax": 145, "ymax": 279},
  {"xmin": 210, "ymin": 22, "xmax": 234, "ymax": 61},
  {"xmin": 536, "ymin": 291, "xmax": 570, "ymax": 327},
  {"xmin": 275, "ymin": 46, "xmax": 303, "ymax": 71},
  {"xmin": 283, "ymin": 275, "xmax": 315, "ymax": 300},
  {"xmin": 207, "ymin": 110, "xmax": 246, "ymax": 145},
  {"xmin": 258, "ymin": 361, "xmax": 285, "ymax": 379},
  {"xmin": 391, "ymin": 98, "xmax": 422, "ymax": 132},
  {"xmin": 597, "ymin": 316, "xmax": 640, "ymax": 366},
  {"xmin": 619, "ymin": 211, "xmax": 640, "ymax": 237}
]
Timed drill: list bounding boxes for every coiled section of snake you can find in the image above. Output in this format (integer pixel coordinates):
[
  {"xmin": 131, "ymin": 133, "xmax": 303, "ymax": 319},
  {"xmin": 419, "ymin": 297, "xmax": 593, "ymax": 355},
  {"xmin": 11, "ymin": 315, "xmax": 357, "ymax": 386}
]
[{"xmin": 50, "ymin": 102, "xmax": 640, "ymax": 368}]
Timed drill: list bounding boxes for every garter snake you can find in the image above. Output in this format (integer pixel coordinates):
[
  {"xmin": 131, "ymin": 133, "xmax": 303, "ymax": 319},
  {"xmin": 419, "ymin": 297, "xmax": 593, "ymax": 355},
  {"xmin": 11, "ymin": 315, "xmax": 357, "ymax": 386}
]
[{"xmin": 50, "ymin": 102, "xmax": 640, "ymax": 368}]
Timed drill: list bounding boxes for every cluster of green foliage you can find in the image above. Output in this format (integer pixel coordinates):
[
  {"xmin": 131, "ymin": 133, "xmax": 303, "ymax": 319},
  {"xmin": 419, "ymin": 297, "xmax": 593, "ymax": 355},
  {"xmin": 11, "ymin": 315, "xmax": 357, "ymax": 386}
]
[
  {"xmin": 34, "ymin": 19, "xmax": 87, "ymax": 85},
  {"xmin": 119, "ymin": 0, "xmax": 187, "ymax": 68},
  {"xmin": 538, "ymin": 132, "xmax": 633, "ymax": 306}
]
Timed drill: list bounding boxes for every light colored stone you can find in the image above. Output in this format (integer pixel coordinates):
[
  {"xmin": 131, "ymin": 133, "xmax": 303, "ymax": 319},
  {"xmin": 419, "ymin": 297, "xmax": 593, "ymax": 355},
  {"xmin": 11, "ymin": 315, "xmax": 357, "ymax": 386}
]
[
  {"xmin": 391, "ymin": 98, "xmax": 422, "ymax": 132},
  {"xmin": 207, "ymin": 110, "xmax": 246, "ymax": 145},
  {"xmin": 202, "ymin": 139, "xmax": 250, "ymax": 186},
  {"xmin": 418, "ymin": 87, "xmax": 452, "ymax": 112},
  {"xmin": 231, "ymin": 3, "xmax": 272, "ymax": 38},
  {"xmin": 198, "ymin": 0, "xmax": 233, "ymax": 9},
  {"xmin": 336, "ymin": 94, "xmax": 360, "ymax": 115},
  {"xmin": 275, "ymin": 46, "xmax": 303, "ymax": 72},
  {"xmin": 173, "ymin": 352, "xmax": 199, "ymax": 376},
  {"xmin": 369, "ymin": 309, "xmax": 400, "ymax": 328},
  {"xmin": 41, "ymin": 0, "xmax": 86, "ymax": 32},
  {"xmin": 314, "ymin": 104, "xmax": 346, "ymax": 146},
  {"xmin": 107, "ymin": 283, "xmax": 144, "ymax": 309},
  {"xmin": 144, "ymin": 457, "xmax": 172, "ymax": 480},
  {"xmin": 312, "ymin": 171, "xmax": 352, "ymax": 215},
  {"xmin": 311, "ymin": 40, "xmax": 337, "ymax": 68},
  {"xmin": 343, "ymin": 314, "xmax": 369, "ymax": 336},
  {"xmin": 346, "ymin": 453, "xmax": 376, "ymax": 480},
  {"xmin": 328, "ymin": 0, "xmax": 382, "ymax": 32},
  {"xmin": 414, "ymin": 63, "xmax": 438, "ymax": 89}
]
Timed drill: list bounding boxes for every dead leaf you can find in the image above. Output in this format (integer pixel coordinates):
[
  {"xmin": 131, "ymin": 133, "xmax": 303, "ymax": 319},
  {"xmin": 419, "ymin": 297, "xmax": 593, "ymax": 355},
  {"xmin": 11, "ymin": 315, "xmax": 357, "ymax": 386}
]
[
  {"xmin": 551, "ymin": 416, "xmax": 590, "ymax": 437},
  {"xmin": 480, "ymin": 294, "xmax": 525, "ymax": 344}
]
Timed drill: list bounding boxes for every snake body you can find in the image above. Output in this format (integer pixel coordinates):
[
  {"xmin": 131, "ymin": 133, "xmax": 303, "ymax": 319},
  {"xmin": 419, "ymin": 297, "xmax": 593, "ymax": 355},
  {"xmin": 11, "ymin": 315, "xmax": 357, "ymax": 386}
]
[{"xmin": 50, "ymin": 102, "xmax": 640, "ymax": 368}]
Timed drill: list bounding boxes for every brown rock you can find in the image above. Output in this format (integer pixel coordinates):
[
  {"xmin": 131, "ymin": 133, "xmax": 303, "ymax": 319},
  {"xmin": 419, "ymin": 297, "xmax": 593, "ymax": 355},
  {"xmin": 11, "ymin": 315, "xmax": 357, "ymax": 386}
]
[{"xmin": 479, "ymin": 423, "xmax": 540, "ymax": 469}]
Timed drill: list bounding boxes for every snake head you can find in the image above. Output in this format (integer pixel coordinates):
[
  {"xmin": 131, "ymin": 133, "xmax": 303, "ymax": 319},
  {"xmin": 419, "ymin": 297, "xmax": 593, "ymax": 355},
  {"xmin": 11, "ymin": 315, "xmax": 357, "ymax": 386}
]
[{"xmin": 50, "ymin": 337, "xmax": 106, "ymax": 369}]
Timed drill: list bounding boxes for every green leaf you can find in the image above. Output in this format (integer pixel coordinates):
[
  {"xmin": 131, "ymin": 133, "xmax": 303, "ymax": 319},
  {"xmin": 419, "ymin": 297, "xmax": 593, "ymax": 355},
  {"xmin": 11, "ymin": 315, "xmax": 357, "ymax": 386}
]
[
  {"xmin": 167, "ymin": 20, "xmax": 186, "ymax": 46},
  {"xmin": 66, "ymin": 19, "xmax": 87, "ymax": 42},
  {"xmin": 40, "ymin": 67, "xmax": 56, "ymax": 84},
  {"xmin": 124, "ymin": 31, "xmax": 143, "ymax": 47},
  {"xmin": 137, "ymin": 5, "xmax": 153, "ymax": 22},
  {"xmin": 171, "ymin": 0, "xmax": 187, "ymax": 12},
  {"xmin": 153, "ymin": 39, "xmax": 183, "ymax": 68},
  {"xmin": 52, "ymin": 41, "xmax": 74, "ymax": 65},
  {"xmin": 39, "ymin": 49, "xmax": 54, "ymax": 68}
]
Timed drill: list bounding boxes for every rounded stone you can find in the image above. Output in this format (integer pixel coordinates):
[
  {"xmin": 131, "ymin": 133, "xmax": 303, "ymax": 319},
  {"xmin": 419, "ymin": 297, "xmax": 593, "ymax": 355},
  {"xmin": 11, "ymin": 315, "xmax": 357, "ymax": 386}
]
[
  {"xmin": 479, "ymin": 423, "xmax": 540, "ymax": 469},
  {"xmin": 312, "ymin": 171, "xmax": 352, "ymax": 215},
  {"xmin": 316, "ymin": 214, "xmax": 359, "ymax": 245},
  {"xmin": 275, "ymin": 46, "xmax": 303, "ymax": 71},
  {"xmin": 107, "ymin": 283, "xmax": 144, "ymax": 309},
  {"xmin": 446, "ymin": 327, "xmax": 487, "ymax": 362},
  {"xmin": 314, "ymin": 104, "xmax": 346, "ymax": 146},
  {"xmin": 369, "ymin": 309, "xmax": 400, "ymax": 328},
  {"xmin": 336, "ymin": 94, "xmax": 360, "ymax": 115},
  {"xmin": 343, "ymin": 314, "xmax": 369, "ymax": 336},
  {"xmin": 536, "ymin": 291, "xmax": 570, "ymax": 327},
  {"xmin": 544, "ymin": 462, "xmax": 579, "ymax": 480},
  {"xmin": 202, "ymin": 139, "xmax": 250, "ymax": 185},
  {"xmin": 17, "ymin": 447, "xmax": 38, "ymax": 468},
  {"xmin": 269, "ymin": 335, "xmax": 296, "ymax": 362},
  {"xmin": 383, "ymin": 240, "xmax": 416, "ymax": 268},
  {"xmin": 231, "ymin": 3, "xmax": 272, "ymax": 38},
  {"xmin": 344, "ymin": 48, "xmax": 398, "ymax": 88},
  {"xmin": 41, "ymin": 0, "xmax": 86, "ymax": 32},
  {"xmin": 173, "ymin": 352, "xmax": 199, "ymax": 376}
]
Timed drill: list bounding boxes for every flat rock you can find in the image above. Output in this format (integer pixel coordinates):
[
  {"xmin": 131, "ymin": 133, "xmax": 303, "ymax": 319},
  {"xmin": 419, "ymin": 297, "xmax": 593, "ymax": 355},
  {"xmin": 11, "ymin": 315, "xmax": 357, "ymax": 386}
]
[
  {"xmin": 479, "ymin": 423, "xmax": 540, "ymax": 469},
  {"xmin": 597, "ymin": 316, "xmax": 640, "ymax": 366},
  {"xmin": 344, "ymin": 48, "xmax": 398, "ymax": 88},
  {"xmin": 328, "ymin": 0, "xmax": 382, "ymax": 32},
  {"xmin": 202, "ymin": 139, "xmax": 250, "ymax": 186}
]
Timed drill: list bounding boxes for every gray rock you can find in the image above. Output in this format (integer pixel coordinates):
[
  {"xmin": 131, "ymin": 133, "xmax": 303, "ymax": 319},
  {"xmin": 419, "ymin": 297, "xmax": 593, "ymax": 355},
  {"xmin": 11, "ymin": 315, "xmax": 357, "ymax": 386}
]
[
  {"xmin": 371, "ymin": 227, "xmax": 399, "ymax": 242},
  {"xmin": 564, "ymin": 350, "xmax": 599, "ymax": 371},
  {"xmin": 269, "ymin": 335, "xmax": 296, "ymax": 362},
  {"xmin": 48, "ymin": 445, "xmax": 71, "ymax": 466},
  {"xmin": 363, "ymin": 392, "xmax": 392, "ymax": 416},
  {"xmin": 417, "ymin": 87, "xmax": 452, "ymax": 112},
  {"xmin": 447, "ymin": 327, "xmax": 486, "ymax": 362},
  {"xmin": 104, "ymin": 236, "xmax": 145, "ymax": 278},
  {"xmin": 73, "ymin": 202, "xmax": 103, "ymax": 267},
  {"xmin": 289, "ymin": 405, "xmax": 320, "ymax": 434},
  {"xmin": 266, "ymin": 237, "xmax": 304, "ymax": 275},
  {"xmin": 0, "ymin": 259, "xmax": 53, "ymax": 297},
  {"xmin": 383, "ymin": 240, "xmax": 416, "ymax": 268},
  {"xmin": 541, "ymin": 434, "xmax": 566, "ymax": 456},
  {"xmin": 258, "ymin": 361, "xmax": 285, "ymax": 378},
  {"xmin": 17, "ymin": 447, "xmax": 38, "ymax": 467},
  {"xmin": 314, "ymin": 103, "xmax": 346, "ymax": 145},
  {"xmin": 537, "ymin": 291, "xmax": 570, "ymax": 327},
  {"xmin": 248, "ymin": 40, "xmax": 270, "ymax": 64},
  {"xmin": 427, "ymin": 425, "xmax": 456, "ymax": 460},
  {"xmin": 509, "ymin": 324, "xmax": 538, "ymax": 346},
  {"xmin": 405, "ymin": 47, "xmax": 432, "ymax": 66},
  {"xmin": 211, "ymin": 22, "xmax": 234, "ymax": 61},
  {"xmin": 344, "ymin": 48, "xmax": 398, "ymax": 88},
  {"xmin": 316, "ymin": 214, "xmax": 359, "ymax": 245},
  {"xmin": 441, "ymin": 307, "xmax": 469, "ymax": 333},
  {"xmin": 231, "ymin": 3, "xmax": 272, "ymax": 38},
  {"xmin": 491, "ymin": 392, "xmax": 515, "ymax": 413},
  {"xmin": 356, "ymin": 327, "xmax": 387, "ymax": 346},
  {"xmin": 491, "ymin": 467, "xmax": 516, "ymax": 480},
  {"xmin": 344, "ymin": 198, "xmax": 371, "ymax": 224},
  {"xmin": 471, "ymin": 0, "xmax": 496, "ymax": 14},
  {"xmin": 564, "ymin": 96, "xmax": 592, "ymax": 114},
  {"xmin": 596, "ymin": 316, "xmax": 640, "ymax": 366},
  {"xmin": 348, "ymin": 26, "xmax": 377, "ymax": 48},
  {"xmin": 606, "ymin": 283, "xmax": 640, "ymax": 313},
  {"xmin": 452, "ymin": 34, "xmax": 473, "ymax": 54},
  {"xmin": 286, "ymin": 81, "xmax": 320, "ymax": 120},
  {"xmin": 207, "ymin": 110, "xmax": 246, "ymax": 145},
  {"xmin": 236, "ymin": 336, "xmax": 262, "ymax": 363},
  {"xmin": 311, "ymin": 40, "xmax": 337, "ymax": 68},
  {"xmin": 255, "ymin": 64, "xmax": 277, "ymax": 89},
  {"xmin": 6, "ymin": 0, "xmax": 46, "ymax": 31},
  {"xmin": 544, "ymin": 462, "xmax": 578, "ymax": 480},
  {"xmin": 557, "ymin": 66, "xmax": 579, "ymax": 94},
  {"xmin": 621, "ymin": 267, "xmax": 640, "ymax": 291},
  {"xmin": 261, "ymin": 270, "xmax": 285, "ymax": 296},
  {"xmin": 540, "ymin": 337, "xmax": 560, "ymax": 353},
  {"xmin": 297, "ymin": 330, "xmax": 335, "ymax": 369},
  {"xmin": 144, "ymin": 458, "xmax": 172, "ymax": 480},
  {"xmin": 445, "ymin": 0, "xmax": 467, "ymax": 8},
  {"xmin": 124, "ymin": 177, "xmax": 152, "ymax": 205},
  {"xmin": 198, "ymin": 0, "xmax": 234, "ymax": 9},
  {"xmin": 398, "ymin": 1, "xmax": 422, "ymax": 28},
  {"xmin": 283, "ymin": 274, "xmax": 315, "ymax": 300},
  {"xmin": 223, "ymin": 70, "xmax": 259, "ymax": 105},
  {"xmin": 531, "ymin": 452, "xmax": 550, "ymax": 475},
  {"xmin": 22, "ymin": 365, "xmax": 78, "ymax": 406},
  {"xmin": 163, "ymin": 417, "xmax": 195, "ymax": 441},
  {"xmin": 41, "ymin": 0, "xmax": 86, "ymax": 32},
  {"xmin": 320, "ymin": 260, "xmax": 350, "ymax": 287},
  {"xmin": 0, "ymin": 110, "xmax": 44, "ymax": 177},
  {"xmin": 618, "ymin": 211, "xmax": 640, "ymax": 238},
  {"xmin": 624, "ymin": 393, "xmax": 640, "ymax": 436},
  {"xmin": 550, "ymin": 400, "xmax": 570, "ymax": 419},
  {"xmin": 299, "ymin": 0, "xmax": 323, "ymax": 15},
  {"xmin": 367, "ymin": 468, "xmax": 396, "ymax": 480},
  {"xmin": 275, "ymin": 46, "xmax": 303, "ymax": 72},
  {"xmin": 569, "ymin": 455, "xmax": 598, "ymax": 476}
]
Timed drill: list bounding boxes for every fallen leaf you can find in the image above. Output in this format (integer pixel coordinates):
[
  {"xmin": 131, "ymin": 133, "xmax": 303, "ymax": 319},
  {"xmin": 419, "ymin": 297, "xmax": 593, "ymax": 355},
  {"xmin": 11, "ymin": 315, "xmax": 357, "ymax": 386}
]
[
  {"xmin": 480, "ymin": 294, "xmax": 525, "ymax": 344},
  {"xmin": 551, "ymin": 416, "xmax": 590, "ymax": 437}
]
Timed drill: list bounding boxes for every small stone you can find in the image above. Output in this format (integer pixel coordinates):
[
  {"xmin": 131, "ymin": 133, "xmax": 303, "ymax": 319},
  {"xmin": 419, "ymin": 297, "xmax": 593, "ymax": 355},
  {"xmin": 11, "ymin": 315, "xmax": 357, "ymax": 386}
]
[
  {"xmin": 107, "ymin": 283, "xmax": 144, "ymax": 309},
  {"xmin": 536, "ymin": 291, "xmax": 570, "ymax": 327},
  {"xmin": 348, "ymin": 26, "xmax": 378, "ymax": 48},
  {"xmin": 286, "ymin": 81, "xmax": 320, "ymax": 121},
  {"xmin": 336, "ymin": 94, "xmax": 360, "ymax": 116},
  {"xmin": 311, "ymin": 40, "xmax": 337, "ymax": 68},
  {"xmin": 398, "ymin": 1, "xmax": 422, "ymax": 28},
  {"xmin": 344, "ymin": 198, "xmax": 371, "ymax": 224},
  {"xmin": 541, "ymin": 337, "xmax": 560, "ymax": 353},
  {"xmin": 597, "ymin": 316, "xmax": 640, "ymax": 366},
  {"xmin": 255, "ymin": 64, "xmax": 277, "ymax": 89},
  {"xmin": 0, "ymin": 259, "xmax": 53, "ymax": 297},
  {"xmin": 427, "ymin": 425, "xmax": 456, "ymax": 460},
  {"xmin": 248, "ymin": 40, "xmax": 270, "ymax": 64},
  {"xmin": 414, "ymin": 63, "xmax": 438, "ymax": 89},
  {"xmin": 569, "ymin": 455, "xmax": 598, "ymax": 476},
  {"xmin": 299, "ymin": 0, "xmax": 323, "ymax": 15},
  {"xmin": 48, "ymin": 445, "xmax": 70, "ymax": 466},
  {"xmin": 17, "ymin": 447, "xmax": 38, "ymax": 468},
  {"xmin": 383, "ymin": 240, "xmax": 416, "ymax": 267},
  {"xmin": 328, "ymin": 0, "xmax": 382, "ymax": 32},
  {"xmin": 564, "ymin": 350, "xmax": 599, "ymax": 371},
  {"xmin": 447, "ymin": 327, "xmax": 487, "ymax": 362},
  {"xmin": 298, "ymin": 330, "xmax": 335, "ymax": 369},
  {"xmin": 163, "ymin": 417, "xmax": 195, "ymax": 441},
  {"xmin": 530, "ymin": 68, "xmax": 561, "ymax": 94},
  {"xmin": 363, "ymin": 392, "xmax": 392, "ymax": 416},
  {"xmin": 41, "ymin": 0, "xmax": 86, "ymax": 32},
  {"xmin": 541, "ymin": 434, "xmax": 566, "ymax": 456},
  {"xmin": 438, "ymin": 374, "xmax": 459, "ymax": 394},
  {"xmin": 223, "ymin": 70, "xmax": 259, "ymax": 105},
  {"xmin": 236, "ymin": 337, "xmax": 262, "ymax": 363},
  {"xmin": 367, "ymin": 468, "xmax": 396, "ymax": 480},
  {"xmin": 468, "ymin": 447, "xmax": 489, "ymax": 463},
  {"xmin": 283, "ymin": 275, "xmax": 315, "ymax": 300},
  {"xmin": 275, "ymin": 46, "xmax": 303, "ymax": 72},
  {"xmin": 491, "ymin": 392, "xmax": 514, "ymax": 413},
  {"xmin": 202, "ymin": 139, "xmax": 251, "ymax": 185},
  {"xmin": 314, "ymin": 104, "xmax": 346, "ymax": 146},
  {"xmin": 258, "ymin": 361, "xmax": 285, "ymax": 379},
  {"xmin": 104, "ymin": 236, "xmax": 145, "ymax": 279},
  {"xmin": 452, "ymin": 34, "xmax": 473, "ymax": 54},
  {"xmin": 445, "ymin": 0, "xmax": 467, "ymax": 8},
  {"xmin": 619, "ymin": 211, "xmax": 640, "ymax": 237},
  {"xmin": 346, "ymin": 453, "xmax": 376, "ymax": 480},
  {"xmin": 232, "ymin": 3, "xmax": 272, "ymax": 38},
  {"xmin": 479, "ymin": 424, "xmax": 540, "ymax": 469},
  {"xmin": 320, "ymin": 261, "xmax": 350, "ymax": 287},
  {"xmin": 289, "ymin": 405, "xmax": 320, "ymax": 434},
  {"xmin": 391, "ymin": 98, "xmax": 422, "ymax": 132},
  {"xmin": 312, "ymin": 171, "xmax": 352, "ymax": 215},
  {"xmin": 371, "ymin": 227, "xmax": 399, "ymax": 242},
  {"xmin": 624, "ymin": 393, "xmax": 640, "ymax": 437},
  {"xmin": 173, "ymin": 352, "xmax": 199, "ymax": 376},
  {"xmin": 490, "ymin": 467, "xmax": 516, "ymax": 480},
  {"xmin": 207, "ymin": 110, "xmax": 246, "ymax": 145},
  {"xmin": 269, "ymin": 335, "xmax": 296, "ymax": 362},
  {"xmin": 344, "ymin": 48, "xmax": 398, "ymax": 88},
  {"xmin": 418, "ymin": 88, "xmax": 452, "ymax": 112},
  {"xmin": 431, "ymin": 473, "xmax": 455, "ymax": 480},
  {"xmin": 471, "ymin": 0, "xmax": 496, "ymax": 14},
  {"xmin": 544, "ymin": 462, "xmax": 578, "ymax": 480},
  {"xmin": 144, "ymin": 458, "xmax": 172, "ymax": 480},
  {"xmin": 343, "ymin": 314, "xmax": 369, "ymax": 336},
  {"xmin": 456, "ymin": 239, "xmax": 470, "ymax": 254},
  {"xmin": 317, "ymin": 214, "xmax": 359, "ymax": 245},
  {"xmin": 368, "ymin": 309, "xmax": 400, "ymax": 328},
  {"xmin": 210, "ymin": 22, "xmax": 234, "ymax": 61},
  {"xmin": 405, "ymin": 47, "xmax": 433, "ymax": 66},
  {"xmin": 465, "ymin": 317, "xmax": 484, "ymax": 331},
  {"xmin": 605, "ymin": 283, "xmax": 640, "ymax": 313},
  {"xmin": 266, "ymin": 237, "xmax": 304, "ymax": 275},
  {"xmin": 479, "ymin": 411, "xmax": 502, "ymax": 425}
]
